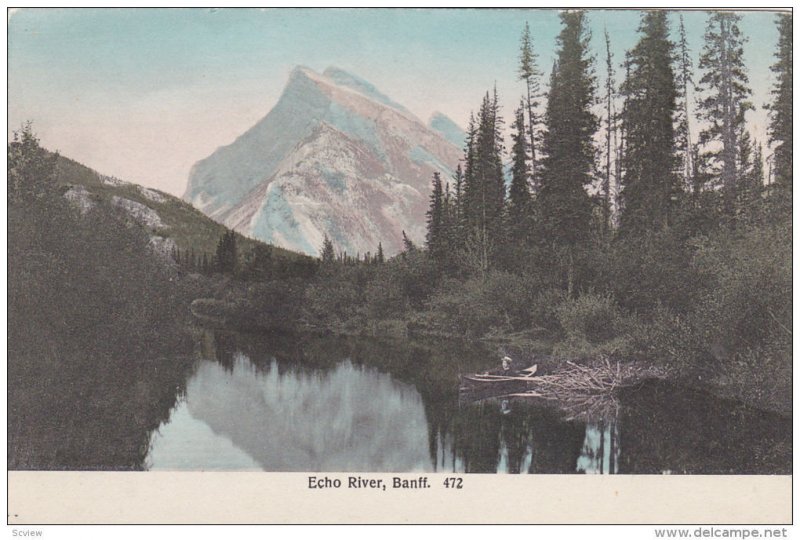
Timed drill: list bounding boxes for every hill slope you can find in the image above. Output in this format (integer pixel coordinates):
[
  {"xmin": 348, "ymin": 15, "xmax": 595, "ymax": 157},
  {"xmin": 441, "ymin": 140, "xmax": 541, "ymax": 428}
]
[{"xmin": 54, "ymin": 154, "xmax": 310, "ymax": 263}]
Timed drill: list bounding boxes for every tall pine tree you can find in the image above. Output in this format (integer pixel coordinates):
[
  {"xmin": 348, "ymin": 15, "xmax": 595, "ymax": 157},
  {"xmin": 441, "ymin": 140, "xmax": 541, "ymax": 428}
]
[
  {"xmin": 618, "ymin": 10, "xmax": 680, "ymax": 235},
  {"xmin": 425, "ymin": 171, "xmax": 446, "ymax": 262},
  {"xmin": 735, "ymin": 130, "xmax": 763, "ymax": 220},
  {"xmin": 461, "ymin": 90, "xmax": 506, "ymax": 272},
  {"xmin": 518, "ymin": 22, "xmax": 543, "ymax": 191},
  {"xmin": 768, "ymin": 13, "xmax": 792, "ymax": 194},
  {"xmin": 696, "ymin": 11, "xmax": 752, "ymax": 218},
  {"xmin": 675, "ymin": 14, "xmax": 695, "ymax": 192},
  {"xmin": 507, "ymin": 101, "xmax": 533, "ymax": 245},
  {"xmin": 537, "ymin": 10, "xmax": 598, "ymax": 292},
  {"xmin": 601, "ymin": 28, "xmax": 616, "ymax": 237}
]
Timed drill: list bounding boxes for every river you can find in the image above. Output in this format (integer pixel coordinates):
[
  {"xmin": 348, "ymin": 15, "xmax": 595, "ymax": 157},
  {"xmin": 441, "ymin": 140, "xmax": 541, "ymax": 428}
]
[{"xmin": 145, "ymin": 330, "xmax": 791, "ymax": 474}]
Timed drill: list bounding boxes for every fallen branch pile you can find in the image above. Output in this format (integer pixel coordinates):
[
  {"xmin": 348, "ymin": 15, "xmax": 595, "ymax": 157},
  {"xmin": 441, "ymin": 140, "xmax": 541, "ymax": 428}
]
[
  {"xmin": 519, "ymin": 358, "xmax": 669, "ymax": 397},
  {"xmin": 483, "ymin": 358, "xmax": 670, "ymax": 421}
]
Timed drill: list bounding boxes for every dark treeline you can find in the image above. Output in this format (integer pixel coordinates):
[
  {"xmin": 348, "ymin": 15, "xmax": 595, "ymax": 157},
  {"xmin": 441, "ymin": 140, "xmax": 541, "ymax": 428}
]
[
  {"xmin": 172, "ymin": 226, "xmax": 318, "ymax": 280},
  {"xmin": 8, "ymin": 124, "xmax": 198, "ymax": 469},
  {"xmin": 303, "ymin": 11, "xmax": 792, "ymax": 414}
]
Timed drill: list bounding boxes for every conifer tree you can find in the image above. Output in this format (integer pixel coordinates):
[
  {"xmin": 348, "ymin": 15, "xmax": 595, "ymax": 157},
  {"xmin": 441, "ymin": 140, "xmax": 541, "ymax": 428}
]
[
  {"xmin": 8, "ymin": 122, "xmax": 58, "ymax": 204},
  {"xmin": 696, "ymin": 11, "xmax": 752, "ymax": 218},
  {"xmin": 675, "ymin": 14, "xmax": 695, "ymax": 191},
  {"xmin": 735, "ymin": 131, "xmax": 763, "ymax": 219},
  {"xmin": 619, "ymin": 10, "xmax": 680, "ymax": 234},
  {"xmin": 215, "ymin": 231, "xmax": 238, "ymax": 274},
  {"xmin": 537, "ymin": 10, "xmax": 598, "ymax": 293},
  {"xmin": 601, "ymin": 28, "xmax": 616, "ymax": 236},
  {"xmin": 518, "ymin": 22, "xmax": 543, "ymax": 190},
  {"xmin": 507, "ymin": 101, "xmax": 532, "ymax": 244},
  {"xmin": 376, "ymin": 242, "xmax": 384, "ymax": 264},
  {"xmin": 401, "ymin": 231, "xmax": 416, "ymax": 253},
  {"xmin": 425, "ymin": 172, "xmax": 446, "ymax": 262},
  {"xmin": 320, "ymin": 234, "xmax": 335, "ymax": 264},
  {"xmin": 768, "ymin": 13, "xmax": 792, "ymax": 193},
  {"xmin": 461, "ymin": 90, "xmax": 506, "ymax": 271},
  {"xmin": 452, "ymin": 163, "xmax": 464, "ymax": 222}
]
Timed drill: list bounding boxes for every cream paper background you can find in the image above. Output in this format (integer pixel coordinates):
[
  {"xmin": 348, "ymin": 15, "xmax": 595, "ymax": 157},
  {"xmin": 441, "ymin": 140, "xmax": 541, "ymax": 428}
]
[{"xmin": 7, "ymin": 472, "xmax": 791, "ymax": 524}]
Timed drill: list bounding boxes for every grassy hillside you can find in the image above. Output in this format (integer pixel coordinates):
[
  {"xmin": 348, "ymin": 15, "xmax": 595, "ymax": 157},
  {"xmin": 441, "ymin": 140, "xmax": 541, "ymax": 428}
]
[{"xmin": 53, "ymin": 154, "xmax": 312, "ymax": 262}]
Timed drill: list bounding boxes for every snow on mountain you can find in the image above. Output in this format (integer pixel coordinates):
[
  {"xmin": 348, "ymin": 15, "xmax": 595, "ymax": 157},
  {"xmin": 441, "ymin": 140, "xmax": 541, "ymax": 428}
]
[
  {"xmin": 428, "ymin": 112, "xmax": 467, "ymax": 149},
  {"xmin": 184, "ymin": 66, "xmax": 463, "ymax": 257}
]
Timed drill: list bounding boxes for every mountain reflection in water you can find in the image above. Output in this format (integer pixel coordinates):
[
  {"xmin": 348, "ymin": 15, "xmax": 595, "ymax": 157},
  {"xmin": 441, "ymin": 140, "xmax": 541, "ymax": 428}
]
[
  {"xmin": 148, "ymin": 355, "xmax": 431, "ymax": 471},
  {"xmin": 146, "ymin": 332, "xmax": 790, "ymax": 474}
]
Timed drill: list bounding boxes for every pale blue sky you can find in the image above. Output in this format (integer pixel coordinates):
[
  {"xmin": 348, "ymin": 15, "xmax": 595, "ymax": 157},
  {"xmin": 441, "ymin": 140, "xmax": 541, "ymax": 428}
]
[{"xmin": 8, "ymin": 8, "xmax": 784, "ymax": 196}]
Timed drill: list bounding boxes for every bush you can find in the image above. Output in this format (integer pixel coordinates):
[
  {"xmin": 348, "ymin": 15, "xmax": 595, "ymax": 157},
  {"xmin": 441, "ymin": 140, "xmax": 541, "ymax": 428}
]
[
  {"xmin": 605, "ymin": 228, "xmax": 703, "ymax": 314},
  {"xmin": 690, "ymin": 221, "xmax": 792, "ymax": 363},
  {"xmin": 529, "ymin": 287, "xmax": 568, "ymax": 332},
  {"xmin": 423, "ymin": 271, "xmax": 540, "ymax": 338},
  {"xmin": 555, "ymin": 292, "xmax": 623, "ymax": 344},
  {"xmin": 550, "ymin": 292, "xmax": 636, "ymax": 360}
]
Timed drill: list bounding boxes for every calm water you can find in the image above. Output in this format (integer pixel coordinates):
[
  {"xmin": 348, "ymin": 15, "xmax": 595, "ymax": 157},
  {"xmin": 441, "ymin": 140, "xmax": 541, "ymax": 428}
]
[{"xmin": 145, "ymin": 331, "xmax": 791, "ymax": 474}]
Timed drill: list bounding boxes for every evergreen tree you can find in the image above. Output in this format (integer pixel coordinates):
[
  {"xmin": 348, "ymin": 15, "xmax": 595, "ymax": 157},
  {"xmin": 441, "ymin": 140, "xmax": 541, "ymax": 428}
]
[
  {"xmin": 614, "ymin": 59, "xmax": 631, "ymax": 227},
  {"xmin": 675, "ymin": 14, "xmax": 695, "ymax": 192},
  {"xmin": 215, "ymin": 231, "xmax": 238, "ymax": 274},
  {"xmin": 507, "ymin": 101, "xmax": 533, "ymax": 244},
  {"xmin": 601, "ymin": 28, "xmax": 616, "ymax": 236},
  {"xmin": 8, "ymin": 122, "xmax": 58, "ymax": 204},
  {"xmin": 537, "ymin": 10, "xmax": 598, "ymax": 292},
  {"xmin": 696, "ymin": 11, "xmax": 752, "ymax": 218},
  {"xmin": 320, "ymin": 234, "xmax": 335, "ymax": 264},
  {"xmin": 426, "ymin": 172, "xmax": 446, "ymax": 262},
  {"xmin": 767, "ymin": 13, "xmax": 792, "ymax": 193},
  {"xmin": 376, "ymin": 242, "xmax": 385, "ymax": 264},
  {"xmin": 735, "ymin": 131, "xmax": 763, "ymax": 219},
  {"xmin": 518, "ymin": 22, "xmax": 543, "ymax": 190},
  {"xmin": 461, "ymin": 90, "xmax": 506, "ymax": 270},
  {"xmin": 619, "ymin": 11, "xmax": 681, "ymax": 235},
  {"xmin": 452, "ymin": 163, "xmax": 464, "ymax": 222},
  {"xmin": 401, "ymin": 231, "xmax": 416, "ymax": 253},
  {"xmin": 247, "ymin": 244, "xmax": 273, "ymax": 280}
]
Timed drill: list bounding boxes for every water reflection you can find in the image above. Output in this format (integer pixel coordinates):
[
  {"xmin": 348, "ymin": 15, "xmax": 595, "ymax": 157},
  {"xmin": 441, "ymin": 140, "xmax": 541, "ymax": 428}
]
[
  {"xmin": 576, "ymin": 420, "xmax": 619, "ymax": 474},
  {"xmin": 149, "ymin": 353, "xmax": 431, "ymax": 471},
  {"xmin": 146, "ymin": 331, "xmax": 791, "ymax": 474}
]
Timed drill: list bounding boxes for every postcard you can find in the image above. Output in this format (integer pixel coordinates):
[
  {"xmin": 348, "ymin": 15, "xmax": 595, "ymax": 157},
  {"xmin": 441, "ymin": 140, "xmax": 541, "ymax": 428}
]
[{"xmin": 6, "ymin": 6, "xmax": 792, "ymax": 527}]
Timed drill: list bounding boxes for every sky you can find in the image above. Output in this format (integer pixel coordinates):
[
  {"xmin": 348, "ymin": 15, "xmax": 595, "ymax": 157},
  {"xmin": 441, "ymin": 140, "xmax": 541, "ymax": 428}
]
[{"xmin": 8, "ymin": 8, "xmax": 784, "ymax": 197}]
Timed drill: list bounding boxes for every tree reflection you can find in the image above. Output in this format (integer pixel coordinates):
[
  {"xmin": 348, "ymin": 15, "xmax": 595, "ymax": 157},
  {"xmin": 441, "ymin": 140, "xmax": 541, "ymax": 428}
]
[{"xmin": 148, "ymin": 330, "xmax": 791, "ymax": 474}]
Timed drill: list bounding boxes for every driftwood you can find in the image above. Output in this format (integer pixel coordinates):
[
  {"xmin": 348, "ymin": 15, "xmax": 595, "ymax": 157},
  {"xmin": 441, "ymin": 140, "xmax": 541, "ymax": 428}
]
[
  {"xmin": 514, "ymin": 357, "xmax": 668, "ymax": 397},
  {"xmin": 463, "ymin": 357, "xmax": 670, "ymax": 421}
]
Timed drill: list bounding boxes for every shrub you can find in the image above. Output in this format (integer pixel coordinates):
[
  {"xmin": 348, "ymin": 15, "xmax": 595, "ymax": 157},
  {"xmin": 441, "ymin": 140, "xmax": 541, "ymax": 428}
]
[
  {"xmin": 555, "ymin": 292, "xmax": 623, "ymax": 344},
  {"xmin": 423, "ymin": 271, "xmax": 540, "ymax": 338},
  {"xmin": 690, "ymin": 221, "xmax": 791, "ymax": 363},
  {"xmin": 529, "ymin": 287, "xmax": 568, "ymax": 332}
]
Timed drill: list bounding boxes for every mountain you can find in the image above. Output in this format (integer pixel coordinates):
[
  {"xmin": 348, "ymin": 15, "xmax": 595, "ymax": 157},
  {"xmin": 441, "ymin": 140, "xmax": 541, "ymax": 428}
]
[
  {"xmin": 184, "ymin": 66, "xmax": 463, "ymax": 257},
  {"xmin": 53, "ymin": 153, "xmax": 309, "ymax": 266},
  {"xmin": 428, "ymin": 112, "xmax": 466, "ymax": 148}
]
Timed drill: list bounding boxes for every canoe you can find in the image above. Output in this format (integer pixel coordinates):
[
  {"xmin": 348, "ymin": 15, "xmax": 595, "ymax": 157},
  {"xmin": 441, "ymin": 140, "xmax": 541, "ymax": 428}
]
[{"xmin": 459, "ymin": 364, "xmax": 538, "ymax": 393}]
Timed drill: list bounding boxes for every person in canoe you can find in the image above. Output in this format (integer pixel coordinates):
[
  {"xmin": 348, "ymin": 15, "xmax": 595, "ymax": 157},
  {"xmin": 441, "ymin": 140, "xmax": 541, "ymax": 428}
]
[
  {"xmin": 501, "ymin": 355, "xmax": 514, "ymax": 373},
  {"xmin": 482, "ymin": 354, "xmax": 515, "ymax": 375}
]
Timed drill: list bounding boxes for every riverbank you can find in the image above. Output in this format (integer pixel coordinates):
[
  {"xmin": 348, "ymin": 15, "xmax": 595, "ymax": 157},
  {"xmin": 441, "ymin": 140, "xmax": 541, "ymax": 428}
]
[{"xmin": 189, "ymin": 291, "xmax": 792, "ymax": 424}]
